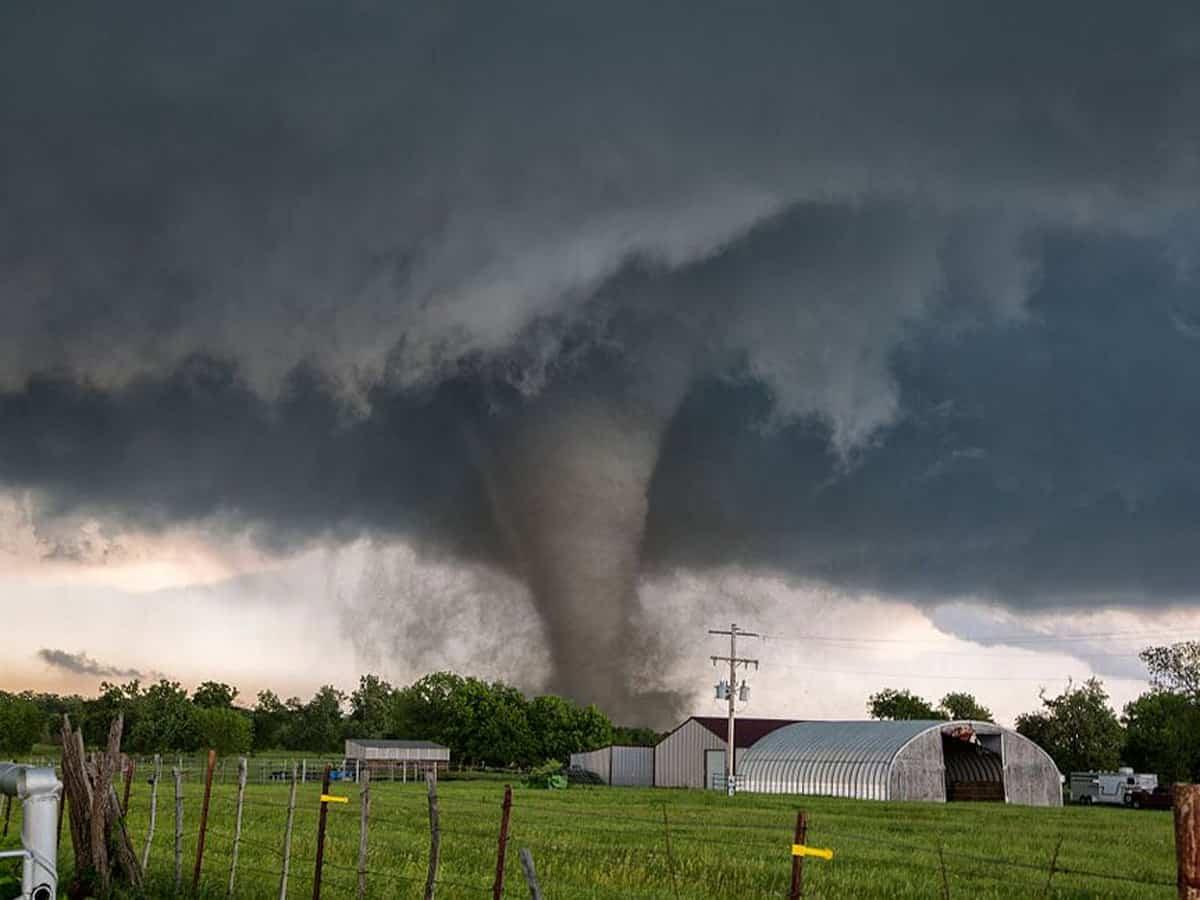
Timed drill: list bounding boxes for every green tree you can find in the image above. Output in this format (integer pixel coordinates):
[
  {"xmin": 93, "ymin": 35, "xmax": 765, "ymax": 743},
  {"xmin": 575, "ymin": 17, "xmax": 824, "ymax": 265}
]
[
  {"xmin": 83, "ymin": 680, "xmax": 142, "ymax": 746},
  {"xmin": 128, "ymin": 680, "xmax": 199, "ymax": 752},
  {"xmin": 194, "ymin": 707, "xmax": 253, "ymax": 755},
  {"xmin": 287, "ymin": 686, "xmax": 346, "ymax": 752},
  {"xmin": 1140, "ymin": 642, "xmax": 1200, "ymax": 698},
  {"xmin": 1122, "ymin": 691, "xmax": 1200, "ymax": 783},
  {"xmin": 192, "ymin": 681, "xmax": 239, "ymax": 709},
  {"xmin": 251, "ymin": 690, "xmax": 291, "ymax": 751},
  {"xmin": 0, "ymin": 692, "xmax": 45, "ymax": 754},
  {"xmin": 867, "ymin": 688, "xmax": 947, "ymax": 720},
  {"xmin": 938, "ymin": 692, "xmax": 994, "ymax": 722},
  {"xmin": 612, "ymin": 726, "xmax": 661, "ymax": 747},
  {"xmin": 1015, "ymin": 678, "xmax": 1124, "ymax": 773},
  {"xmin": 348, "ymin": 675, "xmax": 394, "ymax": 739},
  {"xmin": 527, "ymin": 695, "xmax": 612, "ymax": 764}
]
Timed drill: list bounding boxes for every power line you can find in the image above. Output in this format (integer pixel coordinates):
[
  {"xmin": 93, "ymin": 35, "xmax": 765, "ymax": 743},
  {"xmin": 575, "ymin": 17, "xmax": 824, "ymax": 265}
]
[
  {"xmin": 707, "ymin": 623, "xmax": 758, "ymax": 797},
  {"xmin": 760, "ymin": 628, "xmax": 1198, "ymax": 646},
  {"xmin": 767, "ymin": 661, "xmax": 1140, "ymax": 682}
]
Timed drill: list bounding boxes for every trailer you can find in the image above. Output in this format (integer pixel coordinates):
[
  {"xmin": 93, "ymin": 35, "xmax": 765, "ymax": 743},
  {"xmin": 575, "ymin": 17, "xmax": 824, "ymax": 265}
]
[{"xmin": 1069, "ymin": 768, "xmax": 1157, "ymax": 805}]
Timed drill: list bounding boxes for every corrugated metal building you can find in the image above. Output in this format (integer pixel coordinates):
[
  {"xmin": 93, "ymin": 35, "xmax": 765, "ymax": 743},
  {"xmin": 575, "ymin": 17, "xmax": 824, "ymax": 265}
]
[
  {"xmin": 653, "ymin": 717, "xmax": 797, "ymax": 789},
  {"xmin": 568, "ymin": 746, "xmax": 654, "ymax": 786},
  {"xmin": 344, "ymin": 739, "xmax": 450, "ymax": 775},
  {"xmin": 738, "ymin": 720, "xmax": 1062, "ymax": 806}
]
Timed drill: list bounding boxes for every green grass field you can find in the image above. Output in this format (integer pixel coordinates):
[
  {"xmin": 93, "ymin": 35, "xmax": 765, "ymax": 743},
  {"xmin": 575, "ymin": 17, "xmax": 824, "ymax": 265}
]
[{"xmin": 4, "ymin": 778, "xmax": 1179, "ymax": 898}]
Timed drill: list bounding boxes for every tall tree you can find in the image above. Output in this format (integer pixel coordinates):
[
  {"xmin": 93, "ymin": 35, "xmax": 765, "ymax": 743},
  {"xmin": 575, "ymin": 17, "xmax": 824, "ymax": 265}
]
[
  {"xmin": 251, "ymin": 690, "xmax": 290, "ymax": 751},
  {"xmin": 194, "ymin": 707, "xmax": 254, "ymax": 755},
  {"xmin": 348, "ymin": 674, "xmax": 394, "ymax": 739},
  {"xmin": 1015, "ymin": 678, "xmax": 1124, "ymax": 773},
  {"xmin": 191, "ymin": 681, "xmax": 239, "ymax": 709},
  {"xmin": 1122, "ymin": 690, "xmax": 1200, "ymax": 783},
  {"xmin": 1140, "ymin": 642, "xmax": 1200, "ymax": 697},
  {"xmin": 0, "ymin": 691, "xmax": 45, "ymax": 754},
  {"xmin": 938, "ymin": 692, "xmax": 993, "ymax": 722},
  {"xmin": 867, "ymin": 688, "xmax": 947, "ymax": 720},
  {"xmin": 128, "ymin": 680, "xmax": 199, "ymax": 752}
]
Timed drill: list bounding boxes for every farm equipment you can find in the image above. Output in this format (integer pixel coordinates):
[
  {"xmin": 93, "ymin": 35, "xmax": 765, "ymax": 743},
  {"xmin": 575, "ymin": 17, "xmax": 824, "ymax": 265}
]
[{"xmin": 1069, "ymin": 768, "xmax": 1157, "ymax": 805}]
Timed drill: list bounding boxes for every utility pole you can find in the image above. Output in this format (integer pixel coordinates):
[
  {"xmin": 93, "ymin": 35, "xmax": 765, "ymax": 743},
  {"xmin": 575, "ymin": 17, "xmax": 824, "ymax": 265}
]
[{"xmin": 709, "ymin": 623, "xmax": 759, "ymax": 796}]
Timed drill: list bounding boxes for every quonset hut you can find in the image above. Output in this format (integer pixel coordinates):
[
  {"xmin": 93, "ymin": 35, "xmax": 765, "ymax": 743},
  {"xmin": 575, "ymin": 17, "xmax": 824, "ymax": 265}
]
[{"xmin": 738, "ymin": 720, "xmax": 1062, "ymax": 806}]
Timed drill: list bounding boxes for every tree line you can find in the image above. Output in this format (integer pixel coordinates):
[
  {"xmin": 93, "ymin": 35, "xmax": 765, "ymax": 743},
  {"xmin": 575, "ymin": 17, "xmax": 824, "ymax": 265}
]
[
  {"xmin": 0, "ymin": 671, "xmax": 657, "ymax": 769},
  {"xmin": 866, "ymin": 641, "xmax": 1200, "ymax": 781}
]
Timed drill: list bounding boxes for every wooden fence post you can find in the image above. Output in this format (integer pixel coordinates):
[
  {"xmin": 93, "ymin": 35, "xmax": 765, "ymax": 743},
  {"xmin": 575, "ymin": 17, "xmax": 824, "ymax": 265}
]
[
  {"xmin": 142, "ymin": 754, "xmax": 160, "ymax": 870},
  {"xmin": 1, "ymin": 795, "xmax": 10, "ymax": 838},
  {"xmin": 122, "ymin": 757, "xmax": 136, "ymax": 818},
  {"xmin": 192, "ymin": 749, "xmax": 217, "ymax": 893},
  {"xmin": 789, "ymin": 811, "xmax": 807, "ymax": 900},
  {"xmin": 937, "ymin": 844, "xmax": 950, "ymax": 900},
  {"xmin": 518, "ymin": 848, "xmax": 543, "ymax": 900},
  {"xmin": 662, "ymin": 804, "xmax": 680, "ymax": 900},
  {"xmin": 357, "ymin": 768, "xmax": 371, "ymax": 900},
  {"xmin": 228, "ymin": 757, "xmax": 248, "ymax": 898},
  {"xmin": 492, "ymin": 784, "xmax": 513, "ymax": 900},
  {"xmin": 1040, "ymin": 836, "xmax": 1062, "ymax": 898},
  {"xmin": 173, "ymin": 766, "xmax": 184, "ymax": 891},
  {"xmin": 424, "ymin": 769, "xmax": 441, "ymax": 900},
  {"xmin": 313, "ymin": 765, "xmax": 332, "ymax": 900},
  {"xmin": 279, "ymin": 763, "xmax": 298, "ymax": 900},
  {"xmin": 1176, "ymin": 783, "xmax": 1200, "ymax": 899}
]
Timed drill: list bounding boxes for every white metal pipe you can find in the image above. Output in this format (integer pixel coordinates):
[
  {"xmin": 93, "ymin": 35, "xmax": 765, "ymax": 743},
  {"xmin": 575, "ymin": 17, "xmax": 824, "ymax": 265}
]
[{"xmin": 0, "ymin": 763, "xmax": 61, "ymax": 900}]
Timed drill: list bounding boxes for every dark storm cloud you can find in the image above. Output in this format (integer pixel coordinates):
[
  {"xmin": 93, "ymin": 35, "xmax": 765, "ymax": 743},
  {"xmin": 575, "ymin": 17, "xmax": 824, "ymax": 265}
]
[
  {"xmin": 3, "ymin": 1, "xmax": 1200, "ymax": 710},
  {"xmin": 37, "ymin": 648, "xmax": 150, "ymax": 680}
]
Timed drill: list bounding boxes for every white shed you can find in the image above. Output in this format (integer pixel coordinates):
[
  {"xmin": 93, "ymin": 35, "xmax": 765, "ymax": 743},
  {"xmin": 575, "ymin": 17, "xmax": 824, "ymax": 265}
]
[
  {"xmin": 569, "ymin": 745, "xmax": 654, "ymax": 786},
  {"xmin": 653, "ymin": 717, "xmax": 797, "ymax": 789},
  {"xmin": 344, "ymin": 739, "xmax": 450, "ymax": 776}
]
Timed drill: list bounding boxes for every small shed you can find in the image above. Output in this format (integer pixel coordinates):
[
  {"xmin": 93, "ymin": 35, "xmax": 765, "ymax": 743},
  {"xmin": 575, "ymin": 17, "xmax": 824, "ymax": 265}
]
[
  {"xmin": 344, "ymin": 739, "xmax": 450, "ymax": 776},
  {"xmin": 653, "ymin": 717, "xmax": 798, "ymax": 789},
  {"xmin": 738, "ymin": 720, "xmax": 1062, "ymax": 806},
  {"xmin": 568, "ymin": 746, "xmax": 654, "ymax": 786}
]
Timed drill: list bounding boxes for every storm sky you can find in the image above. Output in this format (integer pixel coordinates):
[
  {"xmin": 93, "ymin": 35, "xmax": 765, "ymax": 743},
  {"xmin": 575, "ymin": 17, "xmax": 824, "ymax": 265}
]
[{"xmin": 3, "ymin": 2, "xmax": 1200, "ymax": 724}]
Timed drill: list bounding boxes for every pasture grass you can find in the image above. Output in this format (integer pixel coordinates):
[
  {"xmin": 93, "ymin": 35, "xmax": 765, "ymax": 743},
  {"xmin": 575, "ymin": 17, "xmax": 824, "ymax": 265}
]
[{"xmin": 5, "ymin": 778, "xmax": 1177, "ymax": 898}]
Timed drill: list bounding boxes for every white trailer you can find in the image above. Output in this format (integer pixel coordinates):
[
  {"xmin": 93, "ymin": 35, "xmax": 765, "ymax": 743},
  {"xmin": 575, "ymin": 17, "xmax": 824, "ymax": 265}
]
[{"xmin": 1069, "ymin": 767, "xmax": 1157, "ymax": 805}]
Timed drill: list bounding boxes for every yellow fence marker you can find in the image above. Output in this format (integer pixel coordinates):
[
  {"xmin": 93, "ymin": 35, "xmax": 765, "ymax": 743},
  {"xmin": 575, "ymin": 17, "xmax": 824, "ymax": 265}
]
[
  {"xmin": 791, "ymin": 844, "xmax": 834, "ymax": 861},
  {"xmin": 320, "ymin": 794, "xmax": 349, "ymax": 804}
]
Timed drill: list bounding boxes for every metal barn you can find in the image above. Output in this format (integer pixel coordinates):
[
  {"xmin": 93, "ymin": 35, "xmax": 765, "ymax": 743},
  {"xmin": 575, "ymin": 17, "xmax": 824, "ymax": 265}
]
[
  {"xmin": 344, "ymin": 739, "xmax": 450, "ymax": 776},
  {"xmin": 568, "ymin": 746, "xmax": 654, "ymax": 786},
  {"xmin": 653, "ymin": 717, "xmax": 797, "ymax": 789},
  {"xmin": 738, "ymin": 720, "xmax": 1062, "ymax": 806}
]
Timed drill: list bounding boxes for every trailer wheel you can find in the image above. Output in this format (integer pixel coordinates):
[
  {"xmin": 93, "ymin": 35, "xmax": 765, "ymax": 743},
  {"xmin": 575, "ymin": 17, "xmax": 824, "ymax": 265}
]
[
  {"xmin": 1080, "ymin": 795, "xmax": 1092, "ymax": 805},
  {"xmin": 1132, "ymin": 796, "xmax": 1142, "ymax": 809}
]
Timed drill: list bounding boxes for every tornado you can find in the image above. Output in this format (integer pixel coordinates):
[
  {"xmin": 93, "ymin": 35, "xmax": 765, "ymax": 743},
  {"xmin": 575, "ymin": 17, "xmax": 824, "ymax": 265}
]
[{"xmin": 480, "ymin": 360, "xmax": 689, "ymax": 720}]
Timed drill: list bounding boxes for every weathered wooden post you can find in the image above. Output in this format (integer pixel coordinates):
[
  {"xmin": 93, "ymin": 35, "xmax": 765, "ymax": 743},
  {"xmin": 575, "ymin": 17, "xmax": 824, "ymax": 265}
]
[
  {"xmin": 121, "ymin": 757, "xmax": 135, "ymax": 818},
  {"xmin": 142, "ymin": 754, "xmax": 160, "ymax": 870},
  {"xmin": 357, "ymin": 768, "xmax": 371, "ymax": 900},
  {"xmin": 789, "ymin": 810, "xmax": 807, "ymax": 899},
  {"xmin": 313, "ymin": 765, "xmax": 332, "ymax": 900},
  {"xmin": 173, "ymin": 767, "xmax": 183, "ymax": 890},
  {"xmin": 424, "ymin": 769, "xmax": 441, "ymax": 900},
  {"xmin": 228, "ymin": 757, "xmax": 248, "ymax": 898},
  {"xmin": 279, "ymin": 763, "xmax": 298, "ymax": 900},
  {"xmin": 518, "ymin": 848, "xmax": 543, "ymax": 900},
  {"xmin": 192, "ymin": 749, "xmax": 217, "ymax": 893},
  {"xmin": 1176, "ymin": 784, "xmax": 1200, "ymax": 899},
  {"xmin": 492, "ymin": 784, "xmax": 513, "ymax": 900}
]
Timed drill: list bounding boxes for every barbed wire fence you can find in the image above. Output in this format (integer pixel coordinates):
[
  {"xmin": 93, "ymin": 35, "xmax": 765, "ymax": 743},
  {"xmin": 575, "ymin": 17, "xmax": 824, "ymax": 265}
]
[{"xmin": 19, "ymin": 750, "xmax": 1185, "ymax": 898}]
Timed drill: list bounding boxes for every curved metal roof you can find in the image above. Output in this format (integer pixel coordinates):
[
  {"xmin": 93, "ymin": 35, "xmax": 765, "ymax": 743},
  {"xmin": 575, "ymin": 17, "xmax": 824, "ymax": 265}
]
[{"xmin": 739, "ymin": 720, "xmax": 947, "ymax": 800}]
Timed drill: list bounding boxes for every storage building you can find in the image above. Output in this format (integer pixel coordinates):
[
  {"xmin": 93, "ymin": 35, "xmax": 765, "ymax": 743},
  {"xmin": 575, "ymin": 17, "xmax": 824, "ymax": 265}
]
[
  {"xmin": 568, "ymin": 745, "xmax": 654, "ymax": 786},
  {"xmin": 738, "ymin": 720, "xmax": 1061, "ymax": 806},
  {"xmin": 344, "ymin": 739, "xmax": 450, "ymax": 777},
  {"xmin": 653, "ymin": 716, "xmax": 798, "ymax": 789}
]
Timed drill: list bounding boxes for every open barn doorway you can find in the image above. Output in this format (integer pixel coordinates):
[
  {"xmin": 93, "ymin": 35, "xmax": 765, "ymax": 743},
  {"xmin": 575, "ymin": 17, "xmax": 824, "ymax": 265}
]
[{"xmin": 942, "ymin": 725, "xmax": 1005, "ymax": 801}]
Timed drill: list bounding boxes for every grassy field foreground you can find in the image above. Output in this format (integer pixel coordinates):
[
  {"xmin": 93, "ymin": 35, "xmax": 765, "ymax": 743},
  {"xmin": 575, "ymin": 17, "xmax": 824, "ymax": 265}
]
[{"xmin": 4, "ymin": 778, "xmax": 1179, "ymax": 898}]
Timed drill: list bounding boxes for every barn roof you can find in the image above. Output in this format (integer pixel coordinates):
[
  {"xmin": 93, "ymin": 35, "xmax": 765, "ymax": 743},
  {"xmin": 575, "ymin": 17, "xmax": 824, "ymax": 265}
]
[
  {"xmin": 345, "ymin": 739, "xmax": 447, "ymax": 749},
  {"xmin": 743, "ymin": 719, "xmax": 947, "ymax": 764},
  {"xmin": 689, "ymin": 716, "xmax": 799, "ymax": 748}
]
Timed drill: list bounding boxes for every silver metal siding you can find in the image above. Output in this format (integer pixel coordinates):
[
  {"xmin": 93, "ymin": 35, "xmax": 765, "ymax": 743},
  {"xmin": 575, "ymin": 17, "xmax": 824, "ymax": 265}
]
[
  {"xmin": 1001, "ymin": 731, "xmax": 1063, "ymax": 807},
  {"xmin": 654, "ymin": 719, "xmax": 726, "ymax": 788},
  {"xmin": 740, "ymin": 720, "xmax": 943, "ymax": 800},
  {"xmin": 569, "ymin": 747, "xmax": 611, "ymax": 784},
  {"xmin": 889, "ymin": 728, "xmax": 946, "ymax": 802},
  {"xmin": 345, "ymin": 742, "xmax": 450, "ymax": 762},
  {"xmin": 610, "ymin": 746, "xmax": 654, "ymax": 787}
]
